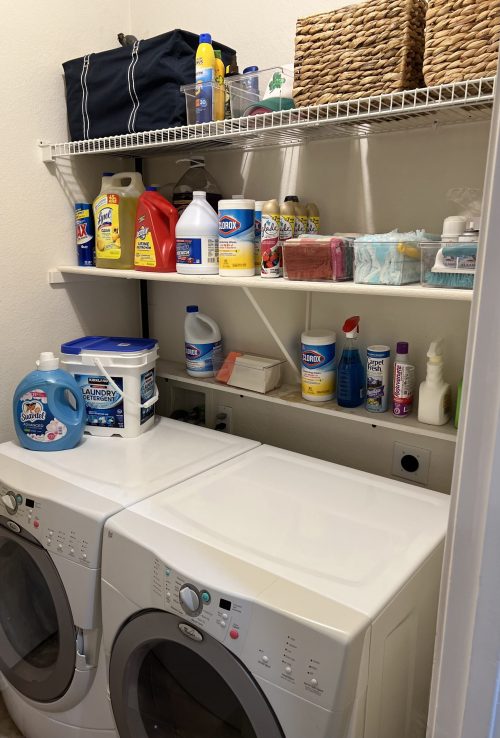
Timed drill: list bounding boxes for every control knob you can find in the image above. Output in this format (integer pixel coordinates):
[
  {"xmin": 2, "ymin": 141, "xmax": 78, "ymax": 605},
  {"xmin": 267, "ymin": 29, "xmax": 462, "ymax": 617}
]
[
  {"xmin": 2, "ymin": 493, "xmax": 18, "ymax": 515},
  {"xmin": 179, "ymin": 585, "xmax": 201, "ymax": 615}
]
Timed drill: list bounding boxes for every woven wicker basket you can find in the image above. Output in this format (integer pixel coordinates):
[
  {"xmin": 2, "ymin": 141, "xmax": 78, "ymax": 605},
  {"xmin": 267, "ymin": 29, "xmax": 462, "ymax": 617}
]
[
  {"xmin": 423, "ymin": 0, "xmax": 500, "ymax": 86},
  {"xmin": 294, "ymin": 0, "xmax": 426, "ymax": 106}
]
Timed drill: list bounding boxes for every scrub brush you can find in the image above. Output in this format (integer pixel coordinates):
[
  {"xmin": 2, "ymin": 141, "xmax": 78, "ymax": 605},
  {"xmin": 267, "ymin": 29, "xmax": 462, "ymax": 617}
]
[{"xmin": 426, "ymin": 244, "xmax": 476, "ymax": 289}]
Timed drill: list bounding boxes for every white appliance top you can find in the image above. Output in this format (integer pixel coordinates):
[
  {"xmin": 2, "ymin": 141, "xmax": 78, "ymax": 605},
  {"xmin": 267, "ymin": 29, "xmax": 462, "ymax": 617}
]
[
  {"xmin": 125, "ymin": 445, "xmax": 450, "ymax": 618},
  {"xmin": 0, "ymin": 418, "xmax": 259, "ymax": 509}
]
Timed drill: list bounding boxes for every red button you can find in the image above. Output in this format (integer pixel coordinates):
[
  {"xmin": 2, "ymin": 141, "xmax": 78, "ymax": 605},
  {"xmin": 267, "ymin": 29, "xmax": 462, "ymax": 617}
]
[
  {"xmin": 230, "ymin": 629, "xmax": 239, "ymax": 640},
  {"xmin": 33, "ymin": 520, "xmax": 40, "ymax": 528}
]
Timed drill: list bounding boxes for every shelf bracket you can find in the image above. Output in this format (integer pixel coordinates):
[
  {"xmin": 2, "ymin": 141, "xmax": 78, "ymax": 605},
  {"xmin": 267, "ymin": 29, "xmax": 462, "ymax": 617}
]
[{"xmin": 242, "ymin": 287, "xmax": 300, "ymax": 379}]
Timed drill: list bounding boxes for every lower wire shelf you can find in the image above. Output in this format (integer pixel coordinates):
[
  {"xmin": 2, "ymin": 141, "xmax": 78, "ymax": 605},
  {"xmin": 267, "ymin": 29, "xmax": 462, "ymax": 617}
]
[{"xmin": 157, "ymin": 360, "xmax": 457, "ymax": 443}]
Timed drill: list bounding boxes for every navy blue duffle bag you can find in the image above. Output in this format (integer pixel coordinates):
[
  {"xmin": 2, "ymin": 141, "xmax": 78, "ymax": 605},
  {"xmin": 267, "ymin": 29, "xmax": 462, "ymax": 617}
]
[{"xmin": 62, "ymin": 29, "xmax": 236, "ymax": 141}]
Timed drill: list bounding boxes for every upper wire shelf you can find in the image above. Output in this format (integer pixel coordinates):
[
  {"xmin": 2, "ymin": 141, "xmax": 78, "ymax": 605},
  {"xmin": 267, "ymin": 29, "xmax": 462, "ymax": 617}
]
[{"xmin": 41, "ymin": 77, "xmax": 495, "ymax": 161}]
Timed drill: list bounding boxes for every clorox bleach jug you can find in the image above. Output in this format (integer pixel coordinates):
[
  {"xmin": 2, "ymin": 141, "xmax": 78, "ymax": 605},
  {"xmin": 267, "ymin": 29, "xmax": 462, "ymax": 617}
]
[
  {"xmin": 94, "ymin": 172, "xmax": 144, "ymax": 270},
  {"xmin": 134, "ymin": 187, "xmax": 179, "ymax": 272},
  {"xmin": 176, "ymin": 191, "xmax": 219, "ymax": 274},
  {"xmin": 13, "ymin": 352, "xmax": 86, "ymax": 451},
  {"xmin": 184, "ymin": 306, "xmax": 222, "ymax": 377}
]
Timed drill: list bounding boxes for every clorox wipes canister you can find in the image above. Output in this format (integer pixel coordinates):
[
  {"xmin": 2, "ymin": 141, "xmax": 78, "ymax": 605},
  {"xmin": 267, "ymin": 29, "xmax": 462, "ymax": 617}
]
[
  {"xmin": 218, "ymin": 199, "xmax": 255, "ymax": 277},
  {"xmin": 61, "ymin": 336, "xmax": 159, "ymax": 438},
  {"xmin": 301, "ymin": 330, "xmax": 337, "ymax": 402}
]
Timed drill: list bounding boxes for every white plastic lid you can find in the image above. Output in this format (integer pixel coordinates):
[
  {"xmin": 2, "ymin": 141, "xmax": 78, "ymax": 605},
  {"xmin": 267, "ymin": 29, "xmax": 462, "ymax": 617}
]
[
  {"xmin": 218, "ymin": 199, "xmax": 255, "ymax": 209},
  {"xmin": 36, "ymin": 352, "xmax": 59, "ymax": 371},
  {"xmin": 192, "ymin": 191, "xmax": 207, "ymax": 198},
  {"xmin": 442, "ymin": 215, "xmax": 466, "ymax": 238},
  {"xmin": 302, "ymin": 330, "xmax": 336, "ymax": 344}
]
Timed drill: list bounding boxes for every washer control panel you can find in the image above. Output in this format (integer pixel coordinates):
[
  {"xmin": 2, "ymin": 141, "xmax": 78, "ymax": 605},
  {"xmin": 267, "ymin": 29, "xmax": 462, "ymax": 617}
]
[
  {"xmin": 0, "ymin": 481, "xmax": 100, "ymax": 568},
  {"xmin": 152, "ymin": 557, "xmax": 250, "ymax": 655}
]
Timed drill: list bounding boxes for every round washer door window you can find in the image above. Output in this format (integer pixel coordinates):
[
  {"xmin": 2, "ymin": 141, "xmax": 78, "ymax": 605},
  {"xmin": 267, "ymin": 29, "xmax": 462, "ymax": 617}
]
[
  {"xmin": 110, "ymin": 611, "xmax": 285, "ymax": 738},
  {"xmin": 0, "ymin": 522, "xmax": 76, "ymax": 702}
]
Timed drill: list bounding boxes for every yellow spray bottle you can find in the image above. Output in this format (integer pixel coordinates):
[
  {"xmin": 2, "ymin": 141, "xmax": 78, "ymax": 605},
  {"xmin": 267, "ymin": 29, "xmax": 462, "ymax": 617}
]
[
  {"xmin": 195, "ymin": 33, "xmax": 216, "ymax": 123},
  {"xmin": 214, "ymin": 50, "xmax": 225, "ymax": 121}
]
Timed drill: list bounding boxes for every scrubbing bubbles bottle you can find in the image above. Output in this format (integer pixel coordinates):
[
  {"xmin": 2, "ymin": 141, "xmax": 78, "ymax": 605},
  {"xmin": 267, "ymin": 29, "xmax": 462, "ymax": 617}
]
[
  {"xmin": 13, "ymin": 352, "xmax": 86, "ymax": 451},
  {"xmin": 337, "ymin": 316, "xmax": 365, "ymax": 408}
]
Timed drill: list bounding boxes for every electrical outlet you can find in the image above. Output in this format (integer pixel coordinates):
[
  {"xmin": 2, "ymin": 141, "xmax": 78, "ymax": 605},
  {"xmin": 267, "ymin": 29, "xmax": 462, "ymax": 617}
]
[
  {"xmin": 215, "ymin": 405, "xmax": 233, "ymax": 434},
  {"xmin": 392, "ymin": 442, "xmax": 431, "ymax": 485}
]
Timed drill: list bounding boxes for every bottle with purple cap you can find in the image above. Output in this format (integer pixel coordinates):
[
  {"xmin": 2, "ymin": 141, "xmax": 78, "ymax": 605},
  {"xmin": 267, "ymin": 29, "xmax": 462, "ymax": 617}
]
[{"xmin": 392, "ymin": 341, "xmax": 415, "ymax": 417}]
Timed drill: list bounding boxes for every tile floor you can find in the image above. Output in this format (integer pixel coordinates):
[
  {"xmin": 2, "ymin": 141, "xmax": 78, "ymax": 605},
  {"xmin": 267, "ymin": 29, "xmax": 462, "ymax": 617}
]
[{"xmin": 0, "ymin": 696, "xmax": 22, "ymax": 737}]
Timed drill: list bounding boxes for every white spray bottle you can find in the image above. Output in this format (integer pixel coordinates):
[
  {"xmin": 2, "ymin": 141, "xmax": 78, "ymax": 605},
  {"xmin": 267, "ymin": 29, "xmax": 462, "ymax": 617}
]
[{"xmin": 418, "ymin": 339, "xmax": 451, "ymax": 425}]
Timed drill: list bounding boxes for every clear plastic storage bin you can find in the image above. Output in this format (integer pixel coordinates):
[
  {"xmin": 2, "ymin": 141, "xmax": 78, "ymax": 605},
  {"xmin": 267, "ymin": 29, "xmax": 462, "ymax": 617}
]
[
  {"xmin": 283, "ymin": 237, "xmax": 353, "ymax": 281},
  {"xmin": 354, "ymin": 239, "xmax": 423, "ymax": 285},
  {"xmin": 181, "ymin": 81, "xmax": 225, "ymax": 125},
  {"xmin": 226, "ymin": 66, "xmax": 294, "ymax": 118},
  {"xmin": 421, "ymin": 243, "xmax": 476, "ymax": 290},
  {"xmin": 215, "ymin": 352, "xmax": 285, "ymax": 394}
]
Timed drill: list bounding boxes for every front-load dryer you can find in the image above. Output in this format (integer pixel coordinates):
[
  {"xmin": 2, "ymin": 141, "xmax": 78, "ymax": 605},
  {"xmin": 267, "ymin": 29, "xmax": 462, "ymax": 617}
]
[
  {"xmin": 0, "ymin": 417, "xmax": 259, "ymax": 738},
  {"xmin": 102, "ymin": 445, "xmax": 450, "ymax": 738}
]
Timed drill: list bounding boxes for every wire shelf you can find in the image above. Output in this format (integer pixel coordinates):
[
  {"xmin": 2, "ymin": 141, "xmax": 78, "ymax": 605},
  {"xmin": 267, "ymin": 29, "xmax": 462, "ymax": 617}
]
[{"xmin": 41, "ymin": 77, "xmax": 495, "ymax": 161}]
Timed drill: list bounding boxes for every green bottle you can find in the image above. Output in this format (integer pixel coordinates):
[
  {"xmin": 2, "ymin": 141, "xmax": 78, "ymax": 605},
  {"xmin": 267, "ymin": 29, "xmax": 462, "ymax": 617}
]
[{"xmin": 455, "ymin": 378, "xmax": 463, "ymax": 429}]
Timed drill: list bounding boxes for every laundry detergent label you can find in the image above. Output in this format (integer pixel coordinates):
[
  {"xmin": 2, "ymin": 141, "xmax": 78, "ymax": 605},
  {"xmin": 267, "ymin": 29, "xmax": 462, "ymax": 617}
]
[
  {"xmin": 185, "ymin": 340, "xmax": 222, "ymax": 374},
  {"xmin": 17, "ymin": 390, "xmax": 68, "ymax": 443},
  {"xmin": 301, "ymin": 343, "xmax": 336, "ymax": 399},
  {"xmin": 176, "ymin": 237, "xmax": 218, "ymax": 266},
  {"xmin": 135, "ymin": 221, "xmax": 156, "ymax": 268},
  {"xmin": 75, "ymin": 374, "xmax": 124, "ymax": 429},
  {"xmin": 95, "ymin": 194, "xmax": 121, "ymax": 259},
  {"xmin": 140, "ymin": 368, "xmax": 156, "ymax": 425}
]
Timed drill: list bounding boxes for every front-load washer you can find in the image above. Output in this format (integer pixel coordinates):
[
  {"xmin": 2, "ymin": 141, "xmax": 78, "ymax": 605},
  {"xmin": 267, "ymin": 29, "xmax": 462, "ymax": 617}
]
[
  {"xmin": 102, "ymin": 444, "xmax": 450, "ymax": 738},
  {"xmin": 0, "ymin": 417, "xmax": 259, "ymax": 738}
]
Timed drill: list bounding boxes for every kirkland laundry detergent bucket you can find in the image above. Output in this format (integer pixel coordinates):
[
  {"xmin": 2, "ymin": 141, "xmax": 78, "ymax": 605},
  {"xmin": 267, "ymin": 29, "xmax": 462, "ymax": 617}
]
[{"xmin": 61, "ymin": 336, "xmax": 159, "ymax": 438}]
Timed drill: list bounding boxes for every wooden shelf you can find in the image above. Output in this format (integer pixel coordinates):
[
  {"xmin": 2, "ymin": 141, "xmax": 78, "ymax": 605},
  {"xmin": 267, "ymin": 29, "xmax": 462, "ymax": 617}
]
[
  {"xmin": 50, "ymin": 266, "xmax": 473, "ymax": 302},
  {"xmin": 157, "ymin": 360, "xmax": 457, "ymax": 443}
]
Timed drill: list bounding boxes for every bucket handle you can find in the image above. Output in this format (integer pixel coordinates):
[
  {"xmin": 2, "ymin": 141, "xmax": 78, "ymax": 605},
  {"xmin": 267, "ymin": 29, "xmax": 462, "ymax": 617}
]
[{"xmin": 93, "ymin": 358, "xmax": 159, "ymax": 410}]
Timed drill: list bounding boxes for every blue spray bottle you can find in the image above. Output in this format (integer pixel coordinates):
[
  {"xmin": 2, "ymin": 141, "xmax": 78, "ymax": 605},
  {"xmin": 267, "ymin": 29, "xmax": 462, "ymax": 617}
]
[
  {"xmin": 337, "ymin": 316, "xmax": 365, "ymax": 408},
  {"xmin": 13, "ymin": 352, "xmax": 86, "ymax": 451}
]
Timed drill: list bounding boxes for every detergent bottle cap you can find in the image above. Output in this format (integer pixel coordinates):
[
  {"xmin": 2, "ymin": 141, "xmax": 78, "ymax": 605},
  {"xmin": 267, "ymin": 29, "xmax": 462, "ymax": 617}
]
[
  {"xmin": 396, "ymin": 341, "xmax": 409, "ymax": 355},
  {"xmin": 427, "ymin": 339, "xmax": 444, "ymax": 365},
  {"xmin": 102, "ymin": 171, "xmax": 114, "ymax": 177},
  {"xmin": 36, "ymin": 352, "xmax": 59, "ymax": 371},
  {"xmin": 193, "ymin": 191, "xmax": 207, "ymax": 199},
  {"xmin": 342, "ymin": 316, "xmax": 360, "ymax": 339},
  {"xmin": 186, "ymin": 305, "xmax": 199, "ymax": 314},
  {"xmin": 199, "ymin": 33, "xmax": 212, "ymax": 44},
  {"xmin": 243, "ymin": 66, "xmax": 259, "ymax": 74},
  {"xmin": 146, "ymin": 186, "xmax": 158, "ymax": 191}
]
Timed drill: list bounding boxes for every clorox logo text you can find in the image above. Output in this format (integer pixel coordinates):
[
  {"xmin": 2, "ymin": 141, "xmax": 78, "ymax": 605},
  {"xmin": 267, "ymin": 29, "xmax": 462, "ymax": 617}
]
[
  {"xmin": 219, "ymin": 215, "xmax": 241, "ymax": 233},
  {"xmin": 302, "ymin": 350, "xmax": 325, "ymax": 367},
  {"xmin": 185, "ymin": 344, "xmax": 202, "ymax": 359}
]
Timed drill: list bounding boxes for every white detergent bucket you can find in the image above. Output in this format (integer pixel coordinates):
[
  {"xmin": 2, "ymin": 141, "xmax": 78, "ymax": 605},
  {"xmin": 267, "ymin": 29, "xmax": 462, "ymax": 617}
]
[{"xmin": 60, "ymin": 336, "xmax": 159, "ymax": 438}]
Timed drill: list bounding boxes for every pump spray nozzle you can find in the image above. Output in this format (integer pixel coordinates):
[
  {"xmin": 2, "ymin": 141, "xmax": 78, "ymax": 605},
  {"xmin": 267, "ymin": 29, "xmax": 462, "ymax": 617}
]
[
  {"xmin": 342, "ymin": 316, "xmax": 360, "ymax": 338},
  {"xmin": 427, "ymin": 338, "xmax": 444, "ymax": 364}
]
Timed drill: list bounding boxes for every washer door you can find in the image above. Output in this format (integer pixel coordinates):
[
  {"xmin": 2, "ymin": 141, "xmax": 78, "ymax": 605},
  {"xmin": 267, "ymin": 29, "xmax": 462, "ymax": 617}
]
[
  {"xmin": 110, "ymin": 610, "xmax": 285, "ymax": 738},
  {"xmin": 0, "ymin": 518, "xmax": 76, "ymax": 702}
]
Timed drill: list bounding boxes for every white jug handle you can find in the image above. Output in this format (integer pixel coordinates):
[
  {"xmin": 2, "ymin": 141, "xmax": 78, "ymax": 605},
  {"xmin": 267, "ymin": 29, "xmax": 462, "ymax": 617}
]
[{"xmin": 93, "ymin": 358, "xmax": 159, "ymax": 410}]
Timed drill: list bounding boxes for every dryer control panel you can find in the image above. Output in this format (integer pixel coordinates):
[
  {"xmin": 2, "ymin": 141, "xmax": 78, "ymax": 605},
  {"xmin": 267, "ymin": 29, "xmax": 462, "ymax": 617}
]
[
  {"xmin": 151, "ymin": 557, "xmax": 251, "ymax": 657},
  {"xmin": 0, "ymin": 481, "xmax": 101, "ymax": 568}
]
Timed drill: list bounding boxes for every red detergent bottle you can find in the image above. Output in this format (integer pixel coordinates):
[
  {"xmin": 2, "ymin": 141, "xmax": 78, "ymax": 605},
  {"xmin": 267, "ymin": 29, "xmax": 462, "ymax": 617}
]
[{"xmin": 134, "ymin": 186, "xmax": 179, "ymax": 272}]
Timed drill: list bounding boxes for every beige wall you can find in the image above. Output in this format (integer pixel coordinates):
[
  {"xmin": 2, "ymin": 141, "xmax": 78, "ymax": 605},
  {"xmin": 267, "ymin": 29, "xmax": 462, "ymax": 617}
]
[
  {"xmin": 130, "ymin": 2, "xmax": 489, "ymax": 491},
  {"xmin": 0, "ymin": 2, "xmax": 139, "ymax": 442}
]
